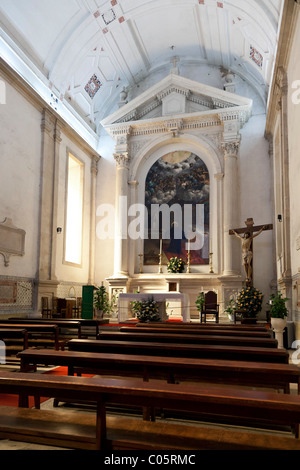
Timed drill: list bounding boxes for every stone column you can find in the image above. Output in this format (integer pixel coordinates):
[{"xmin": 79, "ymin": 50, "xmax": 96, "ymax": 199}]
[
  {"xmin": 50, "ymin": 120, "xmax": 62, "ymax": 281},
  {"xmin": 222, "ymin": 140, "xmax": 240, "ymax": 276},
  {"xmin": 88, "ymin": 155, "xmax": 100, "ymax": 285},
  {"xmin": 275, "ymin": 67, "xmax": 292, "ymax": 315},
  {"xmin": 113, "ymin": 152, "xmax": 130, "ymax": 276},
  {"xmin": 128, "ymin": 180, "xmax": 140, "ymax": 274},
  {"xmin": 39, "ymin": 109, "xmax": 56, "ymax": 281},
  {"xmin": 214, "ymin": 173, "xmax": 224, "ymax": 274}
]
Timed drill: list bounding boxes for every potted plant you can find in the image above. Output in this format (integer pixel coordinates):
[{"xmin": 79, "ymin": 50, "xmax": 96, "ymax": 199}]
[
  {"xmin": 167, "ymin": 257, "xmax": 185, "ymax": 273},
  {"xmin": 94, "ymin": 284, "xmax": 114, "ymax": 319},
  {"xmin": 269, "ymin": 292, "xmax": 289, "ymax": 349},
  {"xmin": 195, "ymin": 291, "xmax": 205, "ymax": 314},
  {"xmin": 224, "ymin": 298, "xmax": 236, "ymax": 322},
  {"xmin": 131, "ymin": 296, "xmax": 160, "ymax": 323},
  {"xmin": 235, "ymin": 286, "xmax": 263, "ymax": 323}
]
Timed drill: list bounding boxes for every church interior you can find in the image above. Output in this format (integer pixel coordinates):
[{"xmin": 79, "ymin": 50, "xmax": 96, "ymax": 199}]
[{"xmin": 0, "ymin": 0, "xmax": 300, "ymax": 452}]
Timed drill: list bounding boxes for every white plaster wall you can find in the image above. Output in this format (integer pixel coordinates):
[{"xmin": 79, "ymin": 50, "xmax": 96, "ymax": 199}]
[
  {"xmin": 0, "ymin": 73, "xmax": 41, "ymax": 278},
  {"xmin": 287, "ymin": 12, "xmax": 300, "ymax": 278},
  {"xmin": 94, "ymin": 134, "xmax": 116, "ymax": 286},
  {"xmin": 239, "ymin": 113, "xmax": 274, "ymax": 306}
]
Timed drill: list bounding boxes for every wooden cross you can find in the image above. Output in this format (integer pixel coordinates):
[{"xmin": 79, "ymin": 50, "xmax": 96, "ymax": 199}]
[{"xmin": 229, "ymin": 218, "xmax": 273, "ymax": 286}]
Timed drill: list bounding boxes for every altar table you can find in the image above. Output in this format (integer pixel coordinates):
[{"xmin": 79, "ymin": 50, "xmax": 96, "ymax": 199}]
[{"xmin": 117, "ymin": 292, "xmax": 190, "ymax": 323}]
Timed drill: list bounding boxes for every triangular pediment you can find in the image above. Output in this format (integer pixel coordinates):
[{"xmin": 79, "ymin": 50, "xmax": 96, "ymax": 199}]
[{"xmin": 101, "ymin": 74, "xmax": 252, "ymax": 133}]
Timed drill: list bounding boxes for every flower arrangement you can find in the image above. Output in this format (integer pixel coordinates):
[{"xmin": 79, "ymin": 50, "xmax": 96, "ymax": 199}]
[
  {"xmin": 235, "ymin": 286, "xmax": 263, "ymax": 318},
  {"xmin": 167, "ymin": 257, "xmax": 185, "ymax": 273},
  {"xmin": 131, "ymin": 296, "xmax": 160, "ymax": 323}
]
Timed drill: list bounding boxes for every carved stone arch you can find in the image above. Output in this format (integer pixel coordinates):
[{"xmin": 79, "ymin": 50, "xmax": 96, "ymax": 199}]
[
  {"xmin": 130, "ymin": 132, "xmax": 222, "ymax": 184},
  {"xmin": 128, "ymin": 132, "xmax": 223, "ymax": 274}
]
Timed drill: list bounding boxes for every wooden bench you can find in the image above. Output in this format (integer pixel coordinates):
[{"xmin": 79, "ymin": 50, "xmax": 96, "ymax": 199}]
[
  {"xmin": 97, "ymin": 331, "xmax": 278, "ymax": 348},
  {"xmin": 0, "ymin": 324, "xmax": 62, "ymax": 350},
  {"xmin": 68, "ymin": 339, "xmax": 289, "ymax": 363},
  {"xmin": 4, "ymin": 319, "xmax": 82, "ymax": 342},
  {"xmin": 0, "ymin": 328, "xmax": 29, "ymax": 352},
  {"xmin": 17, "ymin": 348, "xmax": 300, "ymax": 394},
  {"xmin": 120, "ymin": 326, "xmax": 273, "ymax": 338},
  {"xmin": 136, "ymin": 322, "xmax": 269, "ymax": 331},
  {"xmin": 1, "ymin": 371, "xmax": 300, "ymax": 449}
]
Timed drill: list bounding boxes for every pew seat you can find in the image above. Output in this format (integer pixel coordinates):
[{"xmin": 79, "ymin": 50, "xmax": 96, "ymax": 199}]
[
  {"xmin": 1, "ymin": 372, "xmax": 300, "ymax": 449},
  {"xmin": 1, "ymin": 406, "xmax": 300, "ymax": 451},
  {"xmin": 67, "ymin": 339, "xmax": 289, "ymax": 363}
]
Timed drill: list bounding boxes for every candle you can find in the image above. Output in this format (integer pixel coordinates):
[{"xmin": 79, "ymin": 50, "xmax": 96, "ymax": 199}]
[
  {"xmin": 188, "ymin": 239, "xmax": 190, "ymax": 253},
  {"xmin": 160, "ymin": 238, "xmax": 162, "ymax": 254}
]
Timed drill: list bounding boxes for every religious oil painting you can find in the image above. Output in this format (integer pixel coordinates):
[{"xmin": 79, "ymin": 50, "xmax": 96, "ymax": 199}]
[{"xmin": 144, "ymin": 151, "xmax": 209, "ymax": 266}]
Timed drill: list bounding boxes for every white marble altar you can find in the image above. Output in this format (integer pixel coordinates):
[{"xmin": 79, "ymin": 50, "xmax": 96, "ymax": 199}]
[{"xmin": 118, "ymin": 292, "xmax": 190, "ymax": 323}]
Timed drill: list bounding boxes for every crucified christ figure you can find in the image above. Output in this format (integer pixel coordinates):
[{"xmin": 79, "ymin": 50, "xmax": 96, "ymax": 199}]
[{"xmin": 232, "ymin": 226, "xmax": 265, "ymax": 282}]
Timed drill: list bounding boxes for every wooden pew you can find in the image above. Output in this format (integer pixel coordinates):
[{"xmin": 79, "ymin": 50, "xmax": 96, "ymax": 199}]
[
  {"xmin": 97, "ymin": 331, "xmax": 278, "ymax": 348},
  {"xmin": 68, "ymin": 339, "xmax": 289, "ymax": 363},
  {"xmin": 120, "ymin": 326, "xmax": 273, "ymax": 338},
  {"xmin": 1, "ymin": 371, "xmax": 300, "ymax": 449},
  {"xmin": 17, "ymin": 348, "xmax": 300, "ymax": 394},
  {"xmin": 0, "ymin": 328, "xmax": 29, "ymax": 351},
  {"xmin": 0, "ymin": 324, "xmax": 61, "ymax": 350},
  {"xmin": 3, "ymin": 319, "xmax": 82, "ymax": 341},
  {"xmin": 136, "ymin": 322, "xmax": 269, "ymax": 331}
]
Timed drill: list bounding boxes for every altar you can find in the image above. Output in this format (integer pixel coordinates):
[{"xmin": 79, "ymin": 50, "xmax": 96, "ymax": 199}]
[{"xmin": 117, "ymin": 292, "xmax": 190, "ymax": 323}]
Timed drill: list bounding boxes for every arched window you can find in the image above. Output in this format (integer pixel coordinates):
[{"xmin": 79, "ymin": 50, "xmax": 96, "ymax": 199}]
[{"xmin": 144, "ymin": 151, "xmax": 209, "ymax": 266}]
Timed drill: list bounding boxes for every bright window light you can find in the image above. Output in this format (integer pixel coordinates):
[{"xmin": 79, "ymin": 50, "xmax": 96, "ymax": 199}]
[{"xmin": 65, "ymin": 153, "xmax": 84, "ymax": 265}]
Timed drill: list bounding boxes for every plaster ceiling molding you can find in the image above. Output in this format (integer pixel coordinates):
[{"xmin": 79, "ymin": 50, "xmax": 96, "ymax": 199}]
[
  {"xmin": 102, "ymin": 74, "xmax": 252, "ymax": 142},
  {"xmin": 0, "ymin": 0, "xmax": 283, "ymax": 142}
]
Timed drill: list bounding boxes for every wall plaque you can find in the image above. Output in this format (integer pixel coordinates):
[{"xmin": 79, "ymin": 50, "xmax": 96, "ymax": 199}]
[{"xmin": 0, "ymin": 218, "xmax": 25, "ymax": 266}]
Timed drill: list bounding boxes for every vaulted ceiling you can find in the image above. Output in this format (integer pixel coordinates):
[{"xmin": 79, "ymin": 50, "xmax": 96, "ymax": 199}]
[{"xmin": 0, "ymin": 0, "xmax": 284, "ymax": 141}]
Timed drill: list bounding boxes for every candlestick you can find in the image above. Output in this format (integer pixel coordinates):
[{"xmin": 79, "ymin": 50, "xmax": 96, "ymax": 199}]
[
  {"xmin": 209, "ymin": 252, "xmax": 214, "ymax": 273},
  {"xmin": 158, "ymin": 238, "xmax": 162, "ymax": 274},
  {"xmin": 186, "ymin": 251, "xmax": 191, "ymax": 273}
]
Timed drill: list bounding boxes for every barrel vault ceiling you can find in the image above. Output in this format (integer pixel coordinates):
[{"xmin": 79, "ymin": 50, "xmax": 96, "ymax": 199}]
[{"xmin": 0, "ymin": 0, "xmax": 284, "ymax": 139}]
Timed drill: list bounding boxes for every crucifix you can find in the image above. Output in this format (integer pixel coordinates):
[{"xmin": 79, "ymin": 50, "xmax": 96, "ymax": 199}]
[
  {"xmin": 170, "ymin": 56, "xmax": 180, "ymax": 72},
  {"xmin": 229, "ymin": 218, "xmax": 273, "ymax": 286}
]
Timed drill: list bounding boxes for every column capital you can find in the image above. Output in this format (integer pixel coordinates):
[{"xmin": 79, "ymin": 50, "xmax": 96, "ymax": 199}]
[
  {"xmin": 41, "ymin": 108, "xmax": 55, "ymax": 136},
  {"xmin": 91, "ymin": 155, "xmax": 100, "ymax": 175},
  {"xmin": 54, "ymin": 120, "xmax": 63, "ymax": 143},
  {"xmin": 214, "ymin": 173, "xmax": 224, "ymax": 181},
  {"xmin": 221, "ymin": 140, "xmax": 240, "ymax": 157},
  {"xmin": 114, "ymin": 152, "xmax": 131, "ymax": 168}
]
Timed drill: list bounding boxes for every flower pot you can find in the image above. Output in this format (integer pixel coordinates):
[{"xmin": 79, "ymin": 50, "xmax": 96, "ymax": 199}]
[
  {"xmin": 271, "ymin": 317, "xmax": 287, "ymax": 349},
  {"xmin": 241, "ymin": 318, "xmax": 257, "ymax": 324},
  {"xmin": 96, "ymin": 309, "xmax": 104, "ymax": 319}
]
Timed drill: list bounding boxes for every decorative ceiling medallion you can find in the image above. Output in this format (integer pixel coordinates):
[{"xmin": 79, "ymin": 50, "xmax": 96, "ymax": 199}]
[
  {"xmin": 85, "ymin": 74, "xmax": 102, "ymax": 99},
  {"xmin": 250, "ymin": 45, "xmax": 263, "ymax": 68},
  {"xmin": 102, "ymin": 8, "xmax": 116, "ymax": 25}
]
